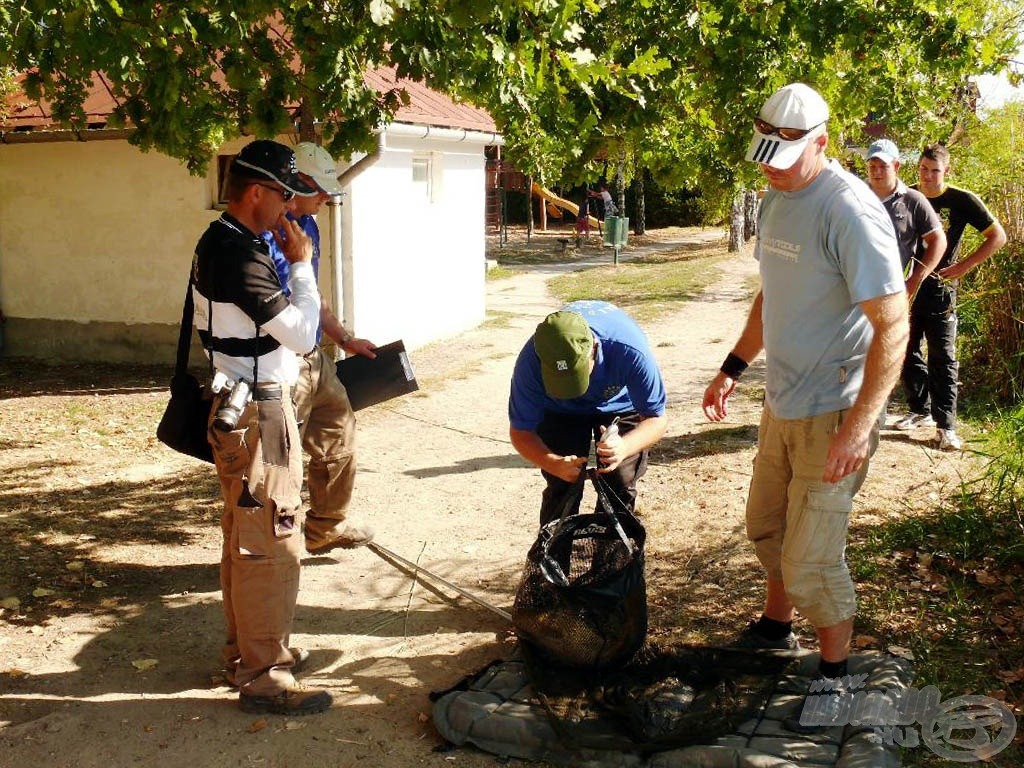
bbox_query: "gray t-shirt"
[756,160,904,419]
[880,181,943,272]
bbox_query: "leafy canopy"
[0,1,664,173]
[1,0,1019,188]
[487,0,1021,195]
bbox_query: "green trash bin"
[602,216,629,247]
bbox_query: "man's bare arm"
[906,228,946,297]
[824,291,909,483]
[938,221,1007,281]
[510,427,586,483]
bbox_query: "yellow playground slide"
[531,182,601,228]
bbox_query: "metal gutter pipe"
[330,130,386,332]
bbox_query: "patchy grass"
[848,490,1024,765]
[481,309,520,330]
[485,264,518,281]
[548,243,731,323]
[848,408,1024,767]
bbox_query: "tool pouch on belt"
[512,470,647,671]
[255,387,288,468]
[256,389,303,539]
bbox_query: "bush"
[622,171,701,228]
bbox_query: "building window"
[411,155,430,185]
[214,154,235,209]
[411,152,442,203]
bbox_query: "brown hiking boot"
[239,685,333,716]
[222,647,311,688]
[307,522,375,553]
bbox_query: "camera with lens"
[213,378,251,432]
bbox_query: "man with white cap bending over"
[702,84,908,707]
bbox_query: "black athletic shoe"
[239,686,333,716]
[733,621,801,651]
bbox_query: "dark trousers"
[536,411,648,526]
[902,310,958,430]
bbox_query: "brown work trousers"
[292,347,357,548]
[209,387,304,697]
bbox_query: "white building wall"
[0,140,214,325]
[341,130,489,351]
[0,130,493,362]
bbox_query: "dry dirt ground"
[0,227,976,768]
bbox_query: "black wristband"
[720,352,748,380]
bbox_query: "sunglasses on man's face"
[253,182,295,202]
[753,118,822,142]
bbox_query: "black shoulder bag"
[156,276,215,463]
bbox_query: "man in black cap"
[191,139,331,715]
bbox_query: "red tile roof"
[2,72,122,132]
[3,68,496,134]
[366,67,495,133]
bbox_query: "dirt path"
[0,231,973,768]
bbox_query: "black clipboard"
[335,339,419,411]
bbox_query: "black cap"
[230,140,318,197]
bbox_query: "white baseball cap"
[866,139,900,164]
[293,142,343,195]
[746,83,830,170]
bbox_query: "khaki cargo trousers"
[292,346,358,549]
[745,405,881,629]
[209,387,304,697]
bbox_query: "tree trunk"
[615,149,626,216]
[634,171,646,235]
[744,189,759,241]
[298,98,316,142]
[728,192,744,252]
[526,175,534,241]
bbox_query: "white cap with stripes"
[746,83,829,170]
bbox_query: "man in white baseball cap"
[745,82,830,171]
[704,83,908,727]
[864,138,945,299]
[262,142,379,559]
[293,143,345,195]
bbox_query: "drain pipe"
[329,130,387,332]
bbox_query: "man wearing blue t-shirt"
[703,83,908,707]
[509,300,667,526]
[263,143,378,554]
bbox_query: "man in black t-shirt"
[894,143,1007,450]
[193,140,332,716]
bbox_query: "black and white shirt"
[192,213,320,385]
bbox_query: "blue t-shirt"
[756,160,904,419]
[508,300,667,431]
[263,213,322,341]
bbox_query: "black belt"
[252,383,283,401]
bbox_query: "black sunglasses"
[253,182,295,202]
[754,118,823,142]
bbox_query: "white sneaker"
[894,413,935,431]
[937,429,963,451]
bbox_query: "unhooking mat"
[431,645,796,766]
